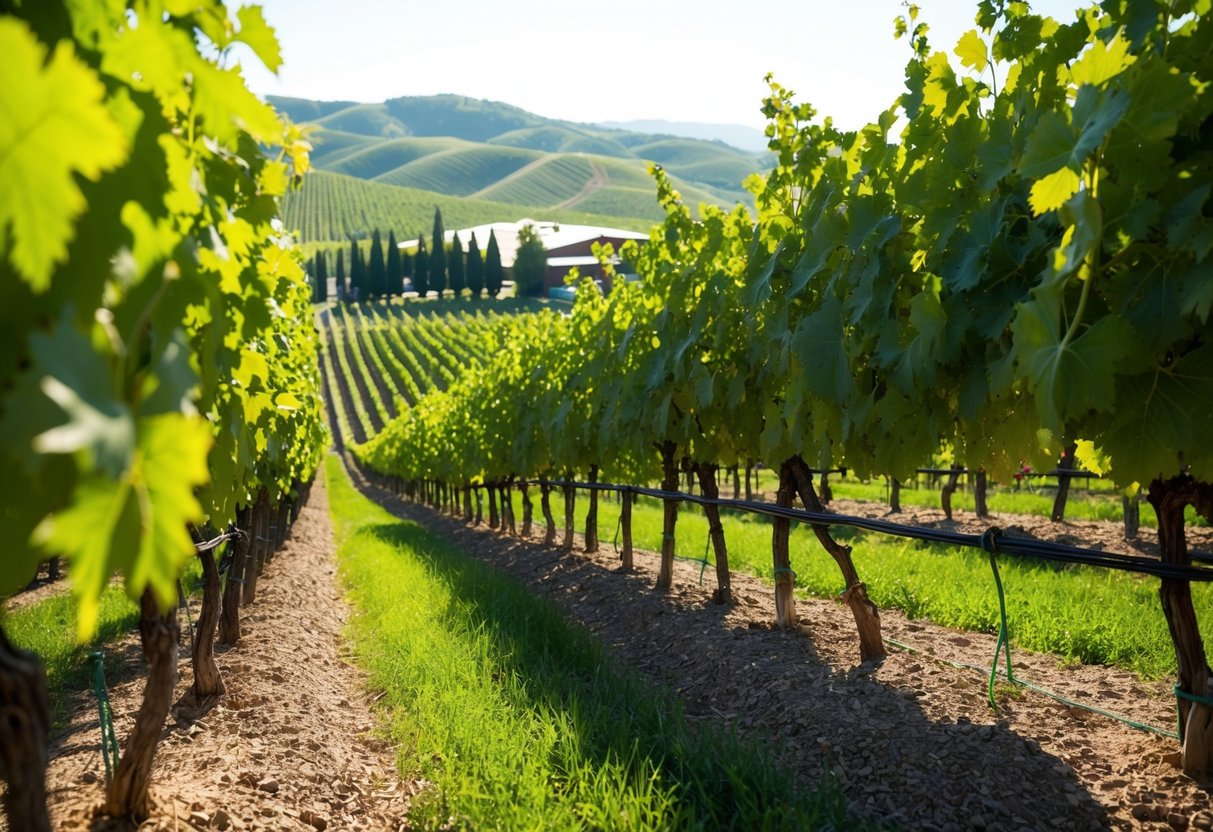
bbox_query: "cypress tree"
[466,232,484,297]
[429,208,447,295]
[336,248,346,300]
[485,229,504,298]
[413,238,429,298]
[386,230,401,297]
[368,229,385,299]
[316,251,329,302]
[448,231,465,296]
[348,238,365,301]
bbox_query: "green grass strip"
[326,456,859,831]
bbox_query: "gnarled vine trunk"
[502,482,516,536]
[106,588,178,821]
[940,467,962,522]
[772,461,797,628]
[584,465,600,553]
[1148,476,1213,777]
[487,483,500,529]
[975,469,989,519]
[620,489,634,572]
[242,491,269,606]
[889,478,901,513]
[562,475,575,550]
[0,625,51,832]
[789,455,885,661]
[521,481,534,537]
[1123,492,1140,540]
[191,543,225,698]
[218,506,251,645]
[656,441,679,590]
[696,461,731,605]
[1051,442,1078,522]
[541,483,556,545]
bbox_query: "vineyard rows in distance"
[320,301,1212,681]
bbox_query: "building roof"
[398,219,648,267]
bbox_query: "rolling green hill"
[273,94,770,231]
[375,145,543,195]
[327,136,470,180]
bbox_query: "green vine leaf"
[0,19,129,290]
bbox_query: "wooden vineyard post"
[656,441,679,590]
[0,625,51,832]
[975,468,989,519]
[1147,476,1213,777]
[941,467,962,521]
[745,459,754,501]
[106,589,178,821]
[789,456,886,661]
[474,486,484,525]
[890,478,901,513]
[696,462,732,605]
[772,461,797,628]
[731,465,741,499]
[585,465,600,553]
[818,469,832,505]
[487,482,500,529]
[218,507,252,645]
[1052,443,1078,522]
[541,483,556,545]
[463,486,473,523]
[562,475,576,550]
[620,489,634,572]
[191,540,225,698]
[521,481,534,537]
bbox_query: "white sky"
[238,0,1086,132]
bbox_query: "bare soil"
[14,461,1213,831]
[28,473,413,831]
[348,469,1213,832]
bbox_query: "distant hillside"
[283,170,654,245]
[598,119,770,154]
[275,94,770,233]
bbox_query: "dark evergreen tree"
[429,208,447,295]
[348,238,366,301]
[448,231,465,296]
[466,232,484,297]
[484,229,504,298]
[315,251,329,302]
[386,230,401,297]
[513,223,548,297]
[413,238,429,298]
[336,248,346,300]
[368,229,385,299]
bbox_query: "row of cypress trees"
[309,209,506,303]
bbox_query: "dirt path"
[33,472,413,831]
[554,161,610,210]
[348,471,1213,831]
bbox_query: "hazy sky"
[239,0,1085,132]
